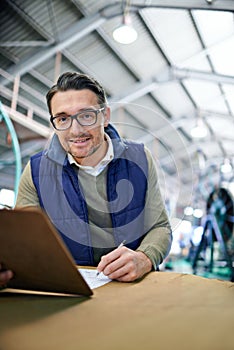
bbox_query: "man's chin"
[69,145,90,157]
[68,142,103,165]
[70,152,88,160]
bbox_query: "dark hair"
[46,72,107,115]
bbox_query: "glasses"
[50,107,105,131]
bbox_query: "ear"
[104,106,110,127]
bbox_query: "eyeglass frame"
[50,106,106,131]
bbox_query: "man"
[0,72,171,286]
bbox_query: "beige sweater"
[16,147,172,268]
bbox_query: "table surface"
[0,271,234,350]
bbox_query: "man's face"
[50,89,110,166]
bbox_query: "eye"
[83,112,94,119]
[56,115,69,124]
[79,111,96,122]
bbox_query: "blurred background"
[0,0,234,281]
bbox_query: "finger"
[97,246,126,273]
[107,263,130,280]
[0,270,13,285]
[116,272,137,282]
[103,254,127,276]
[108,261,138,282]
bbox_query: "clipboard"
[0,208,93,296]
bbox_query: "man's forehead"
[51,89,99,113]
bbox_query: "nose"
[70,118,85,133]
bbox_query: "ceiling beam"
[108,65,234,109]
[172,67,234,85]
[110,79,158,107]
[130,0,234,11]
[6,0,54,40]
[107,63,234,140]
[1,85,48,121]
[3,105,51,138]
[1,13,106,86]
[0,41,53,47]
[136,116,189,144]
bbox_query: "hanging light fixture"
[184,206,194,216]
[193,208,203,218]
[112,1,138,44]
[190,114,208,139]
[220,158,233,174]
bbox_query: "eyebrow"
[54,107,97,117]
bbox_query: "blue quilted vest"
[31,124,148,265]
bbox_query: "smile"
[69,137,91,143]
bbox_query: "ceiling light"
[193,208,203,218]
[113,14,138,44]
[221,158,232,174]
[184,206,194,216]
[190,116,208,139]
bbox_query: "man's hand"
[96,246,152,282]
[0,263,13,287]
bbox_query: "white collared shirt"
[67,133,114,176]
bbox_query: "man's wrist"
[136,251,153,273]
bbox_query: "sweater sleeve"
[136,147,172,269]
[15,161,40,208]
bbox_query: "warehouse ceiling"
[0,0,234,218]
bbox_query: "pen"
[116,239,126,249]
[96,240,126,277]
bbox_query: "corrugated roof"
[0,0,234,214]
